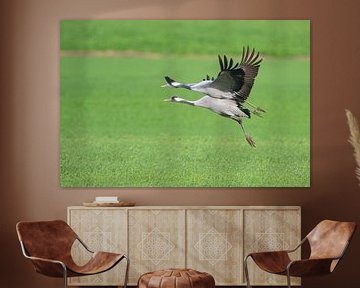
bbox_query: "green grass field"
[60,20,310,57]
[60,20,310,187]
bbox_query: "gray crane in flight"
[163,46,264,147]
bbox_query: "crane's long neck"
[174,97,196,106]
[172,96,213,109]
[170,81,192,90]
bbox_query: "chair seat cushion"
[138,268,215,288]
[67,252,124,276]
[250,251,291,274]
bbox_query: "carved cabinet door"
[128,209,186,284]
[243,208,301,286]
[67,208,128,286]
[187,209,243,285]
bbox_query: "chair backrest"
[16,220,77,261]
[307,220,356,261]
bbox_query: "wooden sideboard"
[67,206,301,286]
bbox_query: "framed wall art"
[60,20,310,187]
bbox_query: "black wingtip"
[242,108,251,118]
[218,55,224,71]
[241,46,246,63]
[164,76,175,85]
[229,58,233,69]
[240,46,263,66]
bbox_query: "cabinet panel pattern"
[128,209,186,284]
[68,206,300,286]
[244,209,301,285]
[187,209,243,285]
[68,208,127,285]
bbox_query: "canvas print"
[60,20,310,187]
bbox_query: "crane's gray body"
[194,96,249,120]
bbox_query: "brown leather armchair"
[244,220,356,288]
[16,220,129,288]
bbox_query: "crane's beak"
[161,84,171,88]
[163,98,171,101]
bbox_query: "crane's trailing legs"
[243,101,266,118]
[236,118,256,148]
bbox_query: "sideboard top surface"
[68,205,301,210]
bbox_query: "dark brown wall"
[1,0,360,287]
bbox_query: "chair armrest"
[25,255,67,277]
[245,237,306,259]
[25,255,65,266]
[287,240,350,277]
[287,258,336,277]
[285,237,307,253]
[76,236,94,253]
[19,240,67,277]
[247,250,290,258]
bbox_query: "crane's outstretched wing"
[209,47,262,100]
[208,55,243,92]
[235,47,262,101]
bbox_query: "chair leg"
[123,255,130,288]
[286,269,292,288]
[62,264,68,288]
[243,255,252,288]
